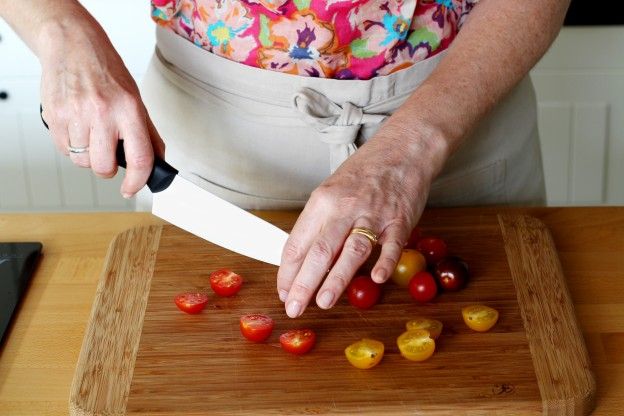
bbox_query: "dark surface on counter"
[565,1,623,26]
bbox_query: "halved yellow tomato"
[397,329,435,362]
[345,339,385,369]
[462,305,499,332]
[391,249,427,287]
[405,317,443,340]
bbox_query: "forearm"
[0,0,105,58]
[382,0,570,177]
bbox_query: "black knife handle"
[40,104,177,193]
[115,143,178,193]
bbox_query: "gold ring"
[350,227,379,245]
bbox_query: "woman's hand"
[276,118,450,318]
[38,8,164,197]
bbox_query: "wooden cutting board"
[69,212,596,415]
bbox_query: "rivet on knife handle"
[115,142,178,193]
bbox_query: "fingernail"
[122,192,132,199]
[373,269,386,283]
[278,289,288,302]
[317,291,334,309]
[286,300,301,318]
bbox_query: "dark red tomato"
[408,271,438,303]
[209,269,243,297]
[279,329,316,355]
[416,237,448,266]
[174,292,208,314]
[347,275,382,309]
[405,226,422,249]
[433,256,469,292]
[240,314,274,342]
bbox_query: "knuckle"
[282,240,306,263]
[90,95,111,117]
[309,186,336,210]
[70,156,90,168]
[121,92,143,114]
[383,240,403,258]
[291,280,314,294]
[309,239,334,263]
[329,272,350,288]
[92,163,117,178]
[345,235,372,258]
[129,153,153,171]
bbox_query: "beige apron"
[139,26,545,210]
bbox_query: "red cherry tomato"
[408,271,438,303]
[347,275,382,309]
[240,314,274,342]
[209,269,243,297]
[279,329,316,355]
[174,292,208,314]
[405,226,422,249]
[416,237,448,266]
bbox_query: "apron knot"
[293,87,387,172]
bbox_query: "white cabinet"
[530,27,624,206]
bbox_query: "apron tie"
[293,88,387,172]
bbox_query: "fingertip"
[285,299,302,318]
[371,267,388,284]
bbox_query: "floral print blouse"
[152,0,478,80]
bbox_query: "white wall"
[1,4,623,211]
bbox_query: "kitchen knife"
[115,145,289,266]
[39,105,288,265]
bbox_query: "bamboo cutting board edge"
[69,225,163,416]
[69,214,596,415]
[498,215,596,414]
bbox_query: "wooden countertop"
[0,207,622,415]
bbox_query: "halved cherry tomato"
[174,292,208,314]
[345,339,384,369]
[347,275,381,309]
[405,317,443,340]
[408,271,438,303]
[416,237,448,266]
[462,305,499,332]
[240,314,274,342]
[280,329,316,355]
[391,249,427,287]
[209,269,243,297]
[397,329,436,362]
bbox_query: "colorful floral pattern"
[152,0,478,79]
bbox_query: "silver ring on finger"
[67,144,89,154]
[350,227,379,246]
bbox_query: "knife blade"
[39,105,288,265]
[115,145,289,266]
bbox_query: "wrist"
[35,5,102,62]
[374,114,453,182]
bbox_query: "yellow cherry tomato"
[391,249,427,287]
[345,339,385,369]
[405,317,443,340]
[462,305,499,332]
[397,329,435,362]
